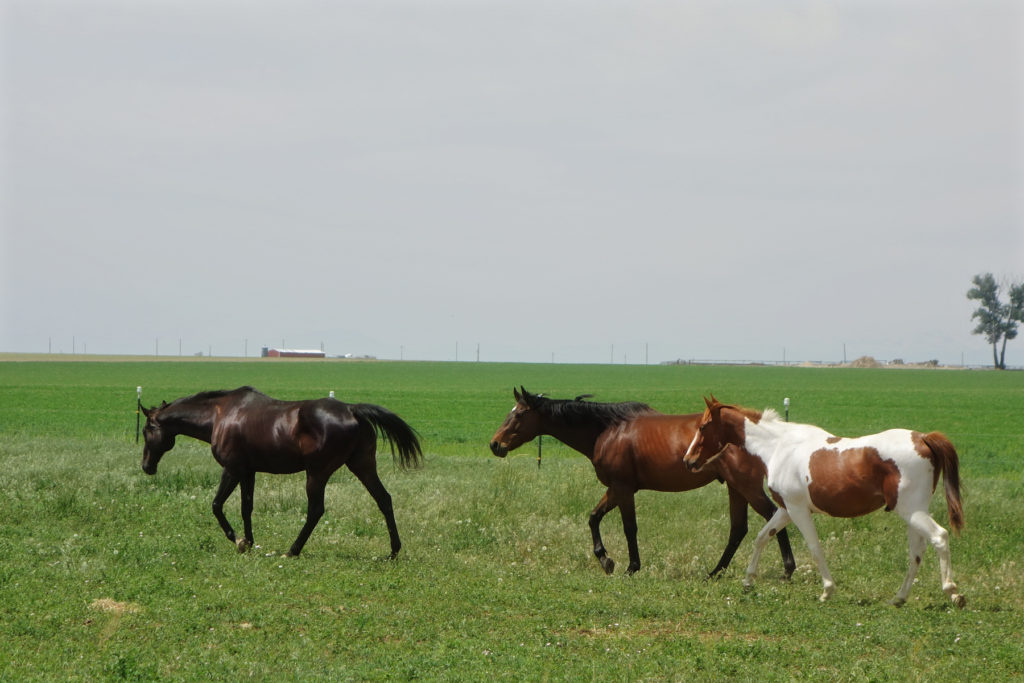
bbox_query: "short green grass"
[1,359,1021,680]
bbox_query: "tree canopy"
[967,273,1024,369]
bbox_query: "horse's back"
[215,397,363,472]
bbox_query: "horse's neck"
[163,402,217,443]
[541,420,602,458]
[741,418,782,460]
[741,415,815,463]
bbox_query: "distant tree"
[967,273,1024,369]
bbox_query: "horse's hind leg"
[237,470,256,553]
[286,473,327,557]
[589,490,618,575]
[617,490,642,575]
[212,469,242,549]
[708,487,749,578]
[348,453,402,560]
[892,526,928,607]
[905,510,965,608]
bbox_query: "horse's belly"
[804,446,899,517]
[218,444,305,475]
[807,485,886,517]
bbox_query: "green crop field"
[1,357,1022,680]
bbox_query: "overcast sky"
[2,1,1022,365]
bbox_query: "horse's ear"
[703,396,714,408]
[520,387,537,407]
[513,387,522,402]
[141,405,151,418]
[160,400,168,408]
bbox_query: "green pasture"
[1,358,1022,680]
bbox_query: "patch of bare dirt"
[89,598,142,615]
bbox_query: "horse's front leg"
[236,470,256,553]
[745,507,791,591]
[746,489,796,580]
[784,505,834,602]
[717,446,796,578]
[285,472,327,557]
[589,489,618,575]
[211,469,241,548]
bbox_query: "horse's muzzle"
[489,441,508,458]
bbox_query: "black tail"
[351,404,423,469]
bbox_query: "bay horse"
[489,387,795,578]
[683,397,966,607]
[140,386,422,558]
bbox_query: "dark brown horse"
[141,386,421,558]
[489,387,795,578]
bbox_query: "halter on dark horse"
[489,387,795,578]
[141,386,421,558]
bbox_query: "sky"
[2,1,1022,366]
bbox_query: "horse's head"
[489,387,545,457]
[683,396,729,472]
[140,401,176,474]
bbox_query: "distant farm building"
[261,347,326,359]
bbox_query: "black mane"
[177,386,263,404]
[527,392,657,428]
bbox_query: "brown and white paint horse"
[683,397,966,608]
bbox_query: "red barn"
[262,348,325,359]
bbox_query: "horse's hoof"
[599,556,615,575]
[952,593,967,609]
[889,597,906,608]
[236,539,252,553]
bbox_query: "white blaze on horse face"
[685,427,701,460]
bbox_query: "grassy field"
[1,358,1022,680]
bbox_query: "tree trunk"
[993,343,1000,369]
[999,336,1008,370]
